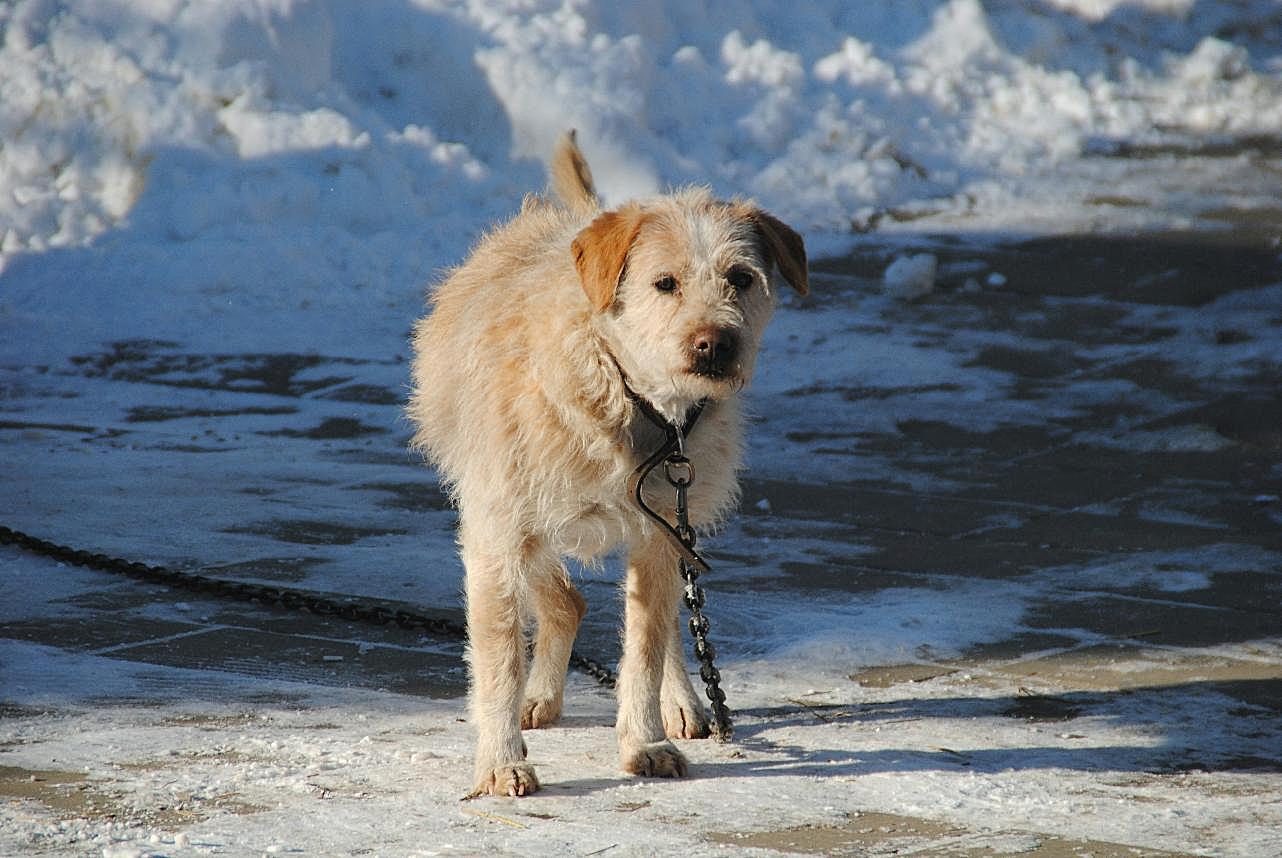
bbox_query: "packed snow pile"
[3,0,1282,276]
[883,252,938,300]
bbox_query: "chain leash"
[625,399,734,743]
[0,525,619,689]
[665,443,734,742]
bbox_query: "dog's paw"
[662,700,711,739]
[521,696,562,730]
[621,741,689,778]
[469,762,540,798]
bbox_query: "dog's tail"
[549,129,599,216]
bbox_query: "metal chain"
[624,393,735,744]
[665,450,734,742]
[0,525,617,688]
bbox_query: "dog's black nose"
[690,326,739,377]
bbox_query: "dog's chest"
[550,412,734,560]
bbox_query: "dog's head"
[571,188,807,419]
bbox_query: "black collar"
[624,381,705,441]
[609,355,706,439]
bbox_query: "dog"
[408,132,807,797]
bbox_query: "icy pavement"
[4,206,1282,855]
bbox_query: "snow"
[2,1,1282,856]
[3,624,1279,856]
[882,252,938,300]
[5,0,1282,307]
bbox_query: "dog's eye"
[726,267,753,291]
[654,275,678,294]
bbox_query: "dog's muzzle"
[688,326,740,379]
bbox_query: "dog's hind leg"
[616,538,690,777]
[523,561,586,729]
[461,527,539,797]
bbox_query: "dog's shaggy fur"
[408,134,807,797]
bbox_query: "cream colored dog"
[409,133,807,797]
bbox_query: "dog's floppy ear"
[742,207,808,297]
[571,206,646,312]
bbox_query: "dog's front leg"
[661,609,712,739]
[617,538,689,777]
[461,529,538,797]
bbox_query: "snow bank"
[3,0,1281,274]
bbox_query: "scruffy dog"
[409,133,807,797]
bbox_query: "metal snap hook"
[664,454,695,488]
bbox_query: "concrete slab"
[707,811,1199,857]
